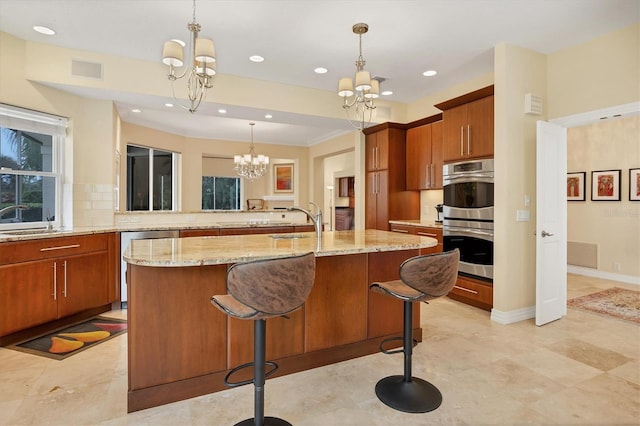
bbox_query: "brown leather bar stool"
[211,252,316,426]
[370,249,459,413]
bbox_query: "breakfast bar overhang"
[123,230,437,412]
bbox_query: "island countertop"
[123,229,437,267]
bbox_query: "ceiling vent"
[71,59,103,80]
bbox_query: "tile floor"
[0,274,638,425]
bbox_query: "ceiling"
[0,0,638,146]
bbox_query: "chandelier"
[161,0,216,113]
[234,123,269,180]
[338,23,380,131]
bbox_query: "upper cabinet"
[436,86,494,162]
[363,124,420,230]
[406,120,443,190]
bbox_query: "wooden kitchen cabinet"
[0,233,114,337]
[437,86,494,162]
[180,228,220,238]
[448,274,493,311]
[406,120,443,190]
[364,123,420,230]
[389,223,442,255]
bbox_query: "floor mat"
[6,316,127,360]
[568,287,640,324]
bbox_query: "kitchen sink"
[269,234,308,239]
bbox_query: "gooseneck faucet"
[287,202,323,241]
[0,204,29,218]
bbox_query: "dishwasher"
[120,230,179,308]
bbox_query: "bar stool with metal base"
[369,249,459,413]
[211,252,316,426]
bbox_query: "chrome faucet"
[0,204,29,218]
[288,202,323,240]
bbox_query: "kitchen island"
[123,230,437,412]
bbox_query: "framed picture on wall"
[567,172,586,201]
[274,164,294,193]
[630,168,640,201]
[591,169,621,201]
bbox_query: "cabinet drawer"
[448,276,493,310]
[389,224,415,234]
[180,229,220,238]
[0,234,110,265]
[414,227,442,242]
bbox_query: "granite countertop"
[388,219,443,228]
[123,230,438,267]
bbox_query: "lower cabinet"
[0,233,113,337]
[448,274,493,311]
[389,223,442,254]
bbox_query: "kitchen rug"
[7,316,127,360]
[568,287,640,324]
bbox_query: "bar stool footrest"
[235,416,292,426]
[224,361,279,388]
[379,336,418,355]
[375,375,442,413]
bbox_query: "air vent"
[71,60,103,80]
[371,76,387,83]
[524,93,543,115]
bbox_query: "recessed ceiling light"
[314,67,328,74]
[131,108,142,113]
[165,103,174,108]
[33,25,55,35]
[423,70,437,77]
[218,109,227,114]
[265,114,273,119]
[381,90,393,96]
[249,55,264,63]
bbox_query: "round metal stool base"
[235,416,292,426]
[375,375,443,413]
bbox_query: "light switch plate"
[516,210,530,222]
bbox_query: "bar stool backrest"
[226,252,316,316]
[399,249,460,299]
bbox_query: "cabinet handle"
[52,262,57,300]
[374,146,378,169]
[376,173,380,194]
[40,244,80,252]
[454,285,478,295]
[467,124,470,155]
[392,229,409,233]
[425,164,430,188]
[417,232,437,237]
[430,163,435,187]
[63,260,68,297]
[460,126,464,156]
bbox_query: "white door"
[535,121,567,326]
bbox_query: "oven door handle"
[443,174,493,182]
[444,227,494,241]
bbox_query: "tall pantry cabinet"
[363,123,420,230]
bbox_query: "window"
[0,104,65,230]
[202,176,241,210]
[126,145,178,211]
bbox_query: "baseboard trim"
[490,306,535,324]
[568,266,640,286]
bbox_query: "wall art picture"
[274,164,294,193]
[567,172,586,201]
[630,168,640,201]
[591,169,621,201]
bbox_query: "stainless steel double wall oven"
[442,159,494,281]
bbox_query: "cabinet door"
[467,95,494,159]
[365,171,378,229]
[406,126,432,190]
[375,171,389,230]
[365,131,389,171]
[430,121,443,189]
[0,260,57,335]
[442,104,468,162]
[58,252,109,318]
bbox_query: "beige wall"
[547,23,640,119]
[567,115,640,277]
